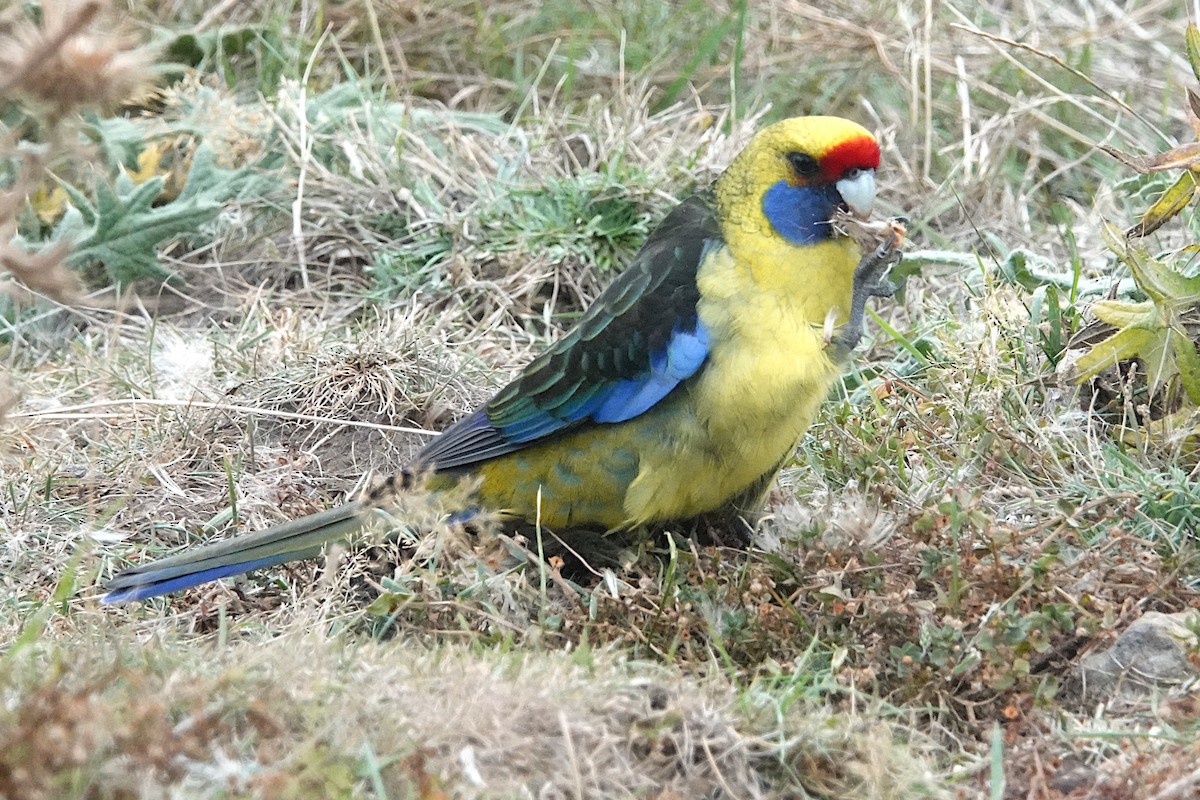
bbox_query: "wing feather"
[417,191,722,471]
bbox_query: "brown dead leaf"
[1102,142,1200,173]
[0,0,158,113]
[832,209,908,254]
[1187,89,1200,138]
[0,240,80,303]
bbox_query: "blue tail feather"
[102,552,302,604]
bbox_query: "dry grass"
[5,0,1200,797]
[2,620,947,799]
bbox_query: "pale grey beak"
[836,168,876,218]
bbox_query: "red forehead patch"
[820,135,881,181]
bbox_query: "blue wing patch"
[499,320,710,435]
[418,320,711,470]
[591,322,709,423]
[415,192,723,472]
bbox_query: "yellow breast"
[472,232,863,529]
[620,235,860,524]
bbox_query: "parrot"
[102,115,903,604]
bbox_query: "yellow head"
[714,116,880,246]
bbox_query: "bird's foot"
[831,216,907,352]
[856,216,907,295]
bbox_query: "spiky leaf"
[1188,22,1200,84]
[65,174,214,284]
[1075,223,1200,400]
[1073,325,1157,382]
[52,144,269,286]
[1129,171,1198,238]
[1173,329,1200,403]
[1101,220,1200,310]
[1090,298,1159,329]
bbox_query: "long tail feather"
[102,502,365,603]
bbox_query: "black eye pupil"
[788,152,820,177]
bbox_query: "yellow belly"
[623,238,855,522]
[472,236,859,529]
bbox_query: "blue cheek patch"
[762,180,839,245]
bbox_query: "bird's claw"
[867,276,897,299]
[856,222,905,288]
[857,244,902,300]
[831,217,907,352]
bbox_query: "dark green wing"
[417,190,723,470]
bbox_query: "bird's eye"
[787,151,821,178]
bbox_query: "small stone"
[1076,610,1200,706]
